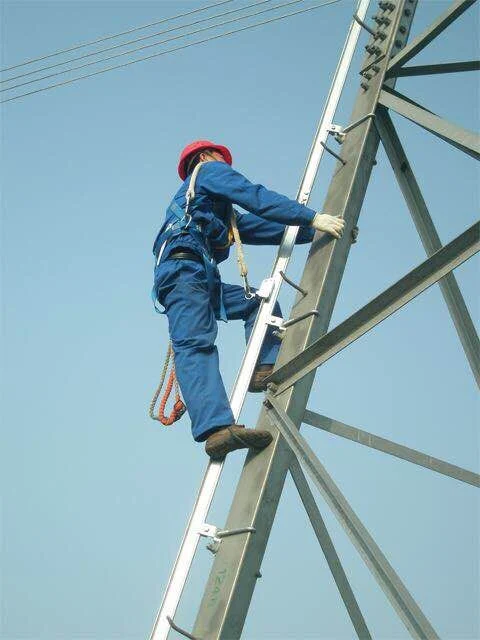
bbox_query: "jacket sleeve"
[235,210,314,245]
[198,161,316,227]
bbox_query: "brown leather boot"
[248,364,274,393]
[205,424,273,460]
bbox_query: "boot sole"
[206,431,273,460]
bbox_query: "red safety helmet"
[177,139,232,181]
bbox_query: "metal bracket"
[328,112,376,143]
[269,311,321,339]
[167,617,200,640]
[268,315,285,329]
[353,13,376,36]
[268,315,286,340]
[279,270,308,297]
[327,123,345,143]
[320,141,346,165]
[199,523,256,555]
[255,277,275,300]
[283,310,320,328]
[360,54,386,75]
[199,523,256,544]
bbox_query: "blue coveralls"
[152,161,316,442]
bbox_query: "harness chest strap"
[185,161,205,213]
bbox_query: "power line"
[2,0,306,93]
[1,0,275,85]
[1,0,343,104]
[0,0,236,74]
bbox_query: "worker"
[152,140,344,460]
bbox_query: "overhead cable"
[0,0,236,74]
[1,0,276,85]
[2,0,306,93]
[1,0,343,104]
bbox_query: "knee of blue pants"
[158,266,234,442]
[172,329,217,354]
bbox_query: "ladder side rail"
[149,1,372,637]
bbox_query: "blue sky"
[1,1,479,639]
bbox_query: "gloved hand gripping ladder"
[150,4,370,637]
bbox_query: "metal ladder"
[149,3,371,637]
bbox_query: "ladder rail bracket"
[269,311,320,339]
[360,54,386,76]
[255,277,275,301]
[283,310,320,329]
[199,523,256,545]
[279,270,308,297]
[320,141,347,165]
[328,112,376,143]
[166,616,201,640]
[353,13,377,36]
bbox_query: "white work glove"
[311,213,345,239]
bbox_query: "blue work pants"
[155,259,282,442]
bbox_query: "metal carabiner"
[242,274,256,300]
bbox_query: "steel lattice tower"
[151,2,479,638]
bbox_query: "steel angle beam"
[268,222,480,395]
[193,3,419,638]
[379,88,480,160]
[387,0,478,77]
[264,394,439,640]
[303,410,480,487]
[376,107,480,386]
[393,60,480,77]
[289,458,372,639]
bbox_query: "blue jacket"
[152,162,316,316]
[153,161,316,263]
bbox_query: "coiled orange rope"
[149,342,186,426]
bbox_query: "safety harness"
[149,161,252,426]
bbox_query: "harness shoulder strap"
[185,161,206,213]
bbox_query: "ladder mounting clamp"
[328,112,376,143]
[255,277,275,301]
[279,271,308,297]
[199,523,256,544]
[167,616,200,640]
